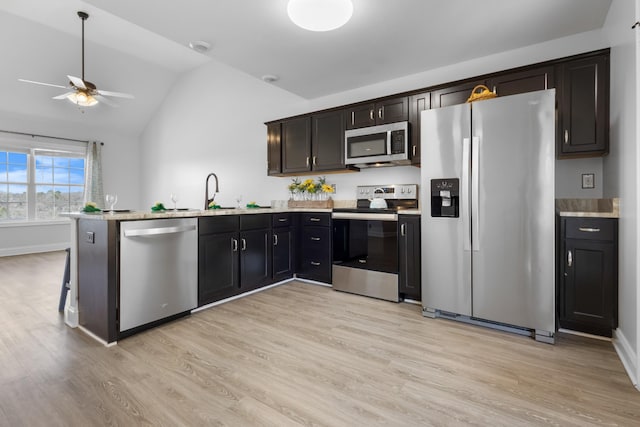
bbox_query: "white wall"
[602,0,638,388]
[0,110,141,255]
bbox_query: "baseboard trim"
[0,243,69,257]
[612,329,638,390]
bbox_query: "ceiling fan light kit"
[287,0,353,32]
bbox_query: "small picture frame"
[582,173,595,189]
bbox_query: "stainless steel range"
[332,184,418,302]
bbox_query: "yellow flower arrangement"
[288,177,334,200]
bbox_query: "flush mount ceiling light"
[287,0,353,32]
[188,40,212,53]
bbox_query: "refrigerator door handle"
[471,136,480,252]
[462,137,471,251]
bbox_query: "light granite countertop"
[61,199,422,221]
[556,198,619,218]
[61,207,333,221]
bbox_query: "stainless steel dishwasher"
[119,218,198,333]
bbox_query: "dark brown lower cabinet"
[198,216,241,305]
[297,213,332,283]
[398,215,421,301]
[198,214,273,306]
[559,217,618,337]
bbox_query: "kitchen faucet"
[204,173,219,209]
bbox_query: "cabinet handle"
[311,261,321,266]
[309,217,321,222]
[232,238,238,252]
[358,259,367,264]
[412,145,416,157]
[310,236,321,241]
[306,157,310,167]
[313,156,317,166]
[492,86,497,94]
[278,218,287,222]
[378,107,383,120]
[241,238,247,251]
[351,111,355,125]
[400,223,406,236]
[578,227,600,233]
[369,109,374,121]
[273,234,278,246]
[567,250,572,268]
[564,129,569,144]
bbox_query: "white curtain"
[83,141,104,208]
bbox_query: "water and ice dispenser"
[430,178,459,217]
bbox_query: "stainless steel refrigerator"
[420,89,556,343]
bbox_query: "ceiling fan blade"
[52,91,75,100]
[67,75,86,89]
[94,94,119,107]
[18,79,67,89]
[97,89,134,99]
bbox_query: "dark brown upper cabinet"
[556,54,610,158]
[345,96,408,129]
[266,122,282,176]
[281,117,312,174]
[408,91,431,164]
[432,80,486,108]
[276,110,349,175]
[311,110,346,171]
[487,66,554,97]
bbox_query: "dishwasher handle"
[123,224,196,237]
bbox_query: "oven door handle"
[331,212,398,221]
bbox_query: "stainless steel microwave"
[345,121,409,167]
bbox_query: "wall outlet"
[582,173,595,189]
[86,231,95,244]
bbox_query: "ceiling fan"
[18,11,134,108]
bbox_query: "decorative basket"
[466,85,497,103]
[288,199,334,209]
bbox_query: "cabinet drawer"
[199,216,239,234]
[301,226,331,249]
[301,212,330,227]
[565,218,615,241]
[272,213,291,228]
[240,213,271,230]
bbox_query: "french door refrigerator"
[420,89,556,343]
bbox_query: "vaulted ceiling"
[0,0,613,136]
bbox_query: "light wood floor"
[1,251,640,426]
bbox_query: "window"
[0,152,28,220]
[0,149,85,222]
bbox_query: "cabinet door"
[561,238,615,337]
[198,231,239,305]
[376,96,408,124]
[432,80,486,108]
[398,216,421,301]
[267,122,282,176]
[408,92,430,164]
[273,228,294,281]
[240,229,272,290]
[557,54,609,158]
[282,117,312,173]
[312,110,346,171]
[298,226,332,283]
[487,66,554,97]
[346,102,376,129]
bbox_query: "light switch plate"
[582,173,595,189]
[86,231,95,244]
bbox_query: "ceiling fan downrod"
[78,11,88,82]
